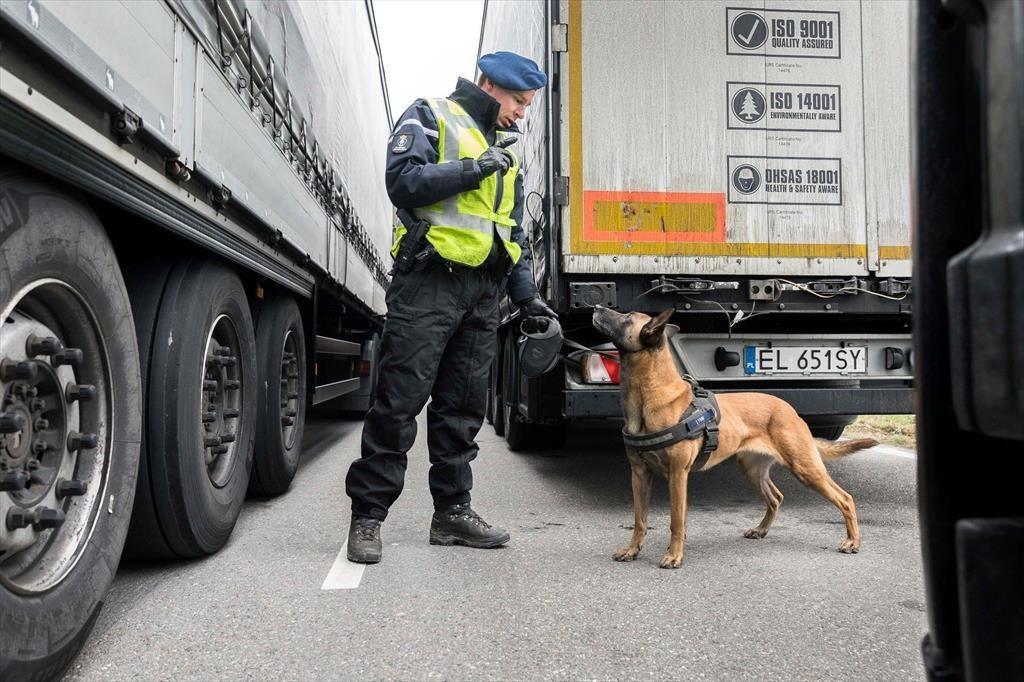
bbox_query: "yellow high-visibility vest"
[391,98,522,268]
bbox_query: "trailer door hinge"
[552,23,568,52]
[554,176,569,206]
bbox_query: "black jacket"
[384,78,538,304]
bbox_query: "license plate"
[743,345,867,375]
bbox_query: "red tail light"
[581,352,620,384]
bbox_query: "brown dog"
[592,306,877,568]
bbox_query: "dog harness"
[621,376,721,471]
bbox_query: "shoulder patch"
[391,132,413,154]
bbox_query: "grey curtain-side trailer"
[0,0,392,674]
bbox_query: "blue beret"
[478,51,548,91]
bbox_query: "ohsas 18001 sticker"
[726,8,841,59]
[727,157,842,206]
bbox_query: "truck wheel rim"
[201,314,243,488]
[0,279,112,594]
[279,330,299,450]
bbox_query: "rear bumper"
[563,386,913,419]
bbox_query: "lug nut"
[7,506,66,531]
[217,356,237,367]
[282,416,295,426]
[224,380,241,391]
[68,432,98,451]
[204,435,222,448]
[222,408,239,419]
[30,440,49,456]
[203,380,218,391]
[66,383,96,403]
[0,412,25,433]
[0,359,39,382]
[52,348,84,368]
[33,507,65,530]
[29,397,46,412]
[33,417,49,431]
[219,433,236,444]
[56,478,88,498]
[26,335,63,357]
[0,471,28,491]
[6,507,33,530]
[285,409,297,417]
[210,444,230,455]
[14,384,38,399]
[202,411,217,424]
[213,346,233,357]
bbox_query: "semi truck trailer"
[0,0,391,674]
[479,0,915,450]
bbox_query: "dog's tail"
[815,437,879,460]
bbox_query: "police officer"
[345,52,557,563]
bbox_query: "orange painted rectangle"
[583,190,727,243]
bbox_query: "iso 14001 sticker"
[727,83,841,132]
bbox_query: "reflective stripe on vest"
[409,98,521,268]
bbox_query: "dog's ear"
[640,309,674,346]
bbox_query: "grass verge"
[846,415,916,449]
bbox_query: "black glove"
[517,296,559,320]
[474,137,517,178]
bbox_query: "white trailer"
[479,0,914,449]
[0,0,391,674]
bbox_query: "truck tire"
[127,259,257,557]
[806,415,856,441]
[501,333,567,451]
[489,343,505,436]
[812,425,846,441]
[485,369,494,425]
[249,296,306,496]
[0,174,141,679]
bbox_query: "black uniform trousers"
[346,259,503,521]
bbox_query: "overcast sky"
[373,0,485,124]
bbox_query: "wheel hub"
[201,315,242,488]
[0,310,89,561]
[1,281,108,594]
[279,331,299,449]
[1,358,68,506]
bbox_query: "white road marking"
[871,444,917,460]
[321,542,365,590]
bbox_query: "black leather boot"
[347,516,382,563]
[429,503,510,548]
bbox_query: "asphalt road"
[68,412,926,680]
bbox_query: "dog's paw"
[743,528,767,539]
[612,547,639,562]
[838,539,860,554]
[658,553,683,569]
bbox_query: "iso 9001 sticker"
[727,8,841,59]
